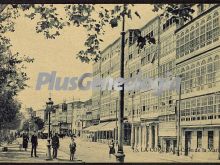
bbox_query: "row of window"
[159,114,176,122]
[192,130,214,149]
[176,11,219,58]
[180,94,220,120]
[178,55,220,94]
[160,34,175,58]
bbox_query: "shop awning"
[83,125,97,131]
[83,122,109,132]
[99,121,116,131]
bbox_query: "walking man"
[31,131,38,157]
[69,137,76,161]
[52,133,60,159]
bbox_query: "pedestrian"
[52,133,60,159]
[108,139,115,158]
[31,131,38,157]
[132,142,135,152]
[22,132,29,151]
[69,137,76,161]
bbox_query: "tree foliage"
[0,95,22,129]
[0,3,196,128]
[34,116,44,130]
[22,120,30,131]
[0,5,34,129]
[0,4,195,63]
[22,116,44,131]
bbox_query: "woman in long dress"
[22,133,29,151]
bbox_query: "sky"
[6,4,157,113]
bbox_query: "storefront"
[82,121,131,144]
[158,120,177,154]
[181,125,220,159]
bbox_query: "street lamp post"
[29,121,31,137]
[115,99,118,143]
[46,97,53,160]
[59,121,62,135]
[177,82,182,156]
[115,4,126,163]
[130,94,134,149]
[215,92,220,160]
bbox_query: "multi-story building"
[48,99,92,136]
[89,4,220,159]
[176,4,220,158]
[71,99,92,136]
[157,16,177,153]
[127,16,161,152]
[50,101,73,135]
[125,15,176,152]
[87,30,140,144]
[81,99,93,128]
[51,102,68,134]
[91,61,101,125]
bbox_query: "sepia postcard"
[0,1,219,164]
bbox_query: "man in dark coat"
[22,132,29,151]
[31,131,38,157]
[52,133,59,159]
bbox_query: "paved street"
[59,137,220,163]
[1,137,220,163]
[58,137,194,163]
[0,138,81,163]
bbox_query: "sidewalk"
[0,142,46,162]
[0,139,82,163]
[76,138,220,162]
[125,146,220,162]
[123,145,220,162]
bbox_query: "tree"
[0,4,195,63]
[2,112,23,130]
[0,92,22,128]
[0,3,195,129]
[0,4,34,129]
[22,117,44,132]
[34,117,44,130]
[22,120,30,132]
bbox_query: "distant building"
[72,99,92,136]
[44,99,92,136]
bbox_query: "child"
[108,139,115,158]
[69,138,76,161]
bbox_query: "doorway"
[185,131,191,156]
[166,140,170,152]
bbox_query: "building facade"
[72,99,92,136]
[42,99,92,136]
[88,30,141,144]
[176,4,220,158]
[90,4,220,158]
